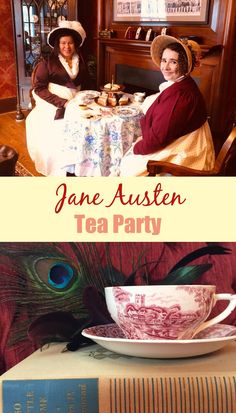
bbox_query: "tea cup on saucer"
[105,285,236,340]
[133,92,146,103]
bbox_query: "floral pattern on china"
[81,323,236,359]
[113,286,216,340]
[83,323,236,340]
[113,106,141,117]
[75,90,100,105]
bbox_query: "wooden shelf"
[97,36,219,55]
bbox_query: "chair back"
[147,126,236,176]
[29,58,44,109]
[215,127,236,175]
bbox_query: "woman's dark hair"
[52,32,81,56]
[161,42,196,75]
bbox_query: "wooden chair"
[147,127,236,177]
[0,145,19,176]
[29,59,43,110]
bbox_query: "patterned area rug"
[15,162,33,177]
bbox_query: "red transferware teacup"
[105,285,236,340]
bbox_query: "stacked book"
[1,342,236,412]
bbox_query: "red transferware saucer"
[82,323,236,359]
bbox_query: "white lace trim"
[58,53,79,79]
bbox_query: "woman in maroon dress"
[120,35,215,176]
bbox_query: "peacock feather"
[0,242,139,348]
[0,242,231,352]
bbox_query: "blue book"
[3,378,99,413]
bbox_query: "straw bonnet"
[151,35,193,76]
[187,39,202,66]
[47,20,86,48]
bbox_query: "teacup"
[105,285,236,340]
[133,92,146,103]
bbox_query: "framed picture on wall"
[113,0,210,24]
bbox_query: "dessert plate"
[100,84,125,93]
[76,90,101,99]
[112,106,141,117]
[95,94,130,108]
[82,323,236,359]
[75,90,101,105]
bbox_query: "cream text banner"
[0,177,235,241]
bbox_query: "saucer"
[76,90,101,99]
[82,323,236,359]
[75,90,101,105]
[112,106,141,118]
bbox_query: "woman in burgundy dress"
[120,35,215,176]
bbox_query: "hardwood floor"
[0,111,43,176]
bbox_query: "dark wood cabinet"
[12,0,77,110]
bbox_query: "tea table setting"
[60,88,144,176]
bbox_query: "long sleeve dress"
[119,77,215,176]
[26,53,89,176]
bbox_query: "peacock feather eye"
[28,257,79,292]
[48,262,75,289]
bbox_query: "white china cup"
[133,92,146,103]
[105,285,236,340]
